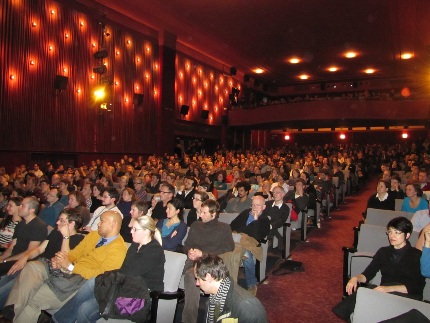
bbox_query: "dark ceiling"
[95,0,430,88]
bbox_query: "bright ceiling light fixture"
[328,66,338,72]
[299,74,309,80]
[253,68,264,74]
[401,53,413,60]
[345,52,357,58]
[364,68,375,74]
[289,58,300,64]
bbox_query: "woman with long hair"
[0,197,22,249]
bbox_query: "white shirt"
[88,205,123,231]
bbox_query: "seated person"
[254,180,273,201]
[262,186,289,249]
[51,215,164,323]
[38,188,64,230]
[364,179,395,217]
[121,200,149,243]
[65,191,90,227]
[1,209,84,315]
[151,182,175,221]
[284,178,309,213]
[333,217,425,321]
[225,181,252,213]
[0,197,22,249]
[194,254,268,323]
[0,197,47,276]
[116,187,135,220]
[213,172,227,190]
[401,183,428,213]
[11,211,127,322]
[270,174,289,193]
[182,200,235,323]
[186,191,209,227]
[146,193,160,218]
[176,175,197,209]
[156,197,187,251]
[230,195,270,295]
[301,171,317,210]
[421,224,430,277]
[83,187,123,232]
[390,174,405,199]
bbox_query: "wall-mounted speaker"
[201,110,209,120]
[180,105,189,116]
[54,75,68,91]
[230,67,237,76]
[133,93,144,106]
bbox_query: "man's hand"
[7,256,28,275]
[188,248,203,261]
[54,251,71,270]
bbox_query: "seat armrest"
[150,289,185,300]
[342,246,357,296]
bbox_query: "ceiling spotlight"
[299,74,309,80]
[364,68,375,74]
[345,52,357,58]
[253,68,264,74]
[401,53,413,60]
[93,65,107,74]
[93,49,108,59]
[289,58,300,64]
[328,67,338,72]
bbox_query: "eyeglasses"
[131,227,144,232]
[251,204,264,207]
[192,197,202,201]
[133,182,142,185]
[386,230,403,236]
[160,191,171,194]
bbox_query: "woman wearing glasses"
[52,215,164,323]
[333,217,425,320]
[156,197,187,251]
[187,191,209,226]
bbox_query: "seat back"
[352,287,430,323]
[395,198,403,211]
[163,250,187,293]
[217,190,228,198]
[182,208,191,224]
[218,212,239,224]
[365,208,414,227]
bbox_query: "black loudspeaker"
[133,93,144,106]
[244,74,250,82]
[180,105,189,116]
[201,110,209,120]
[54,75,68,91]
[230,67,237,76]
[93,49,108,59]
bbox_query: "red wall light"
[402,133,408,139]
[284,135,290,140]
[339,134,346,140]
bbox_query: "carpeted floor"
[257,177,377,322]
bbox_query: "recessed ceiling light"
[289,58,300,64]
[364,68,375,74]
[253,68,264,74]
[345,52,357,58]
[401,53,413,60]
[299,74,309,80]
[328,67,338,72]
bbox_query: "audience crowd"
[0,140,429,321]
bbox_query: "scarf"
[206,277,231,323]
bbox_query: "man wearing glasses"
[230,195,270,295]
[151,182,174,221]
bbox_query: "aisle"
[258,177,378,322]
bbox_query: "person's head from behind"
[57,208,84,232]
[386,217,412,249]
[199,199,219,223]
[194,254,230,294]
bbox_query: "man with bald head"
[13,211,127,322]
[230,195,270,295]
